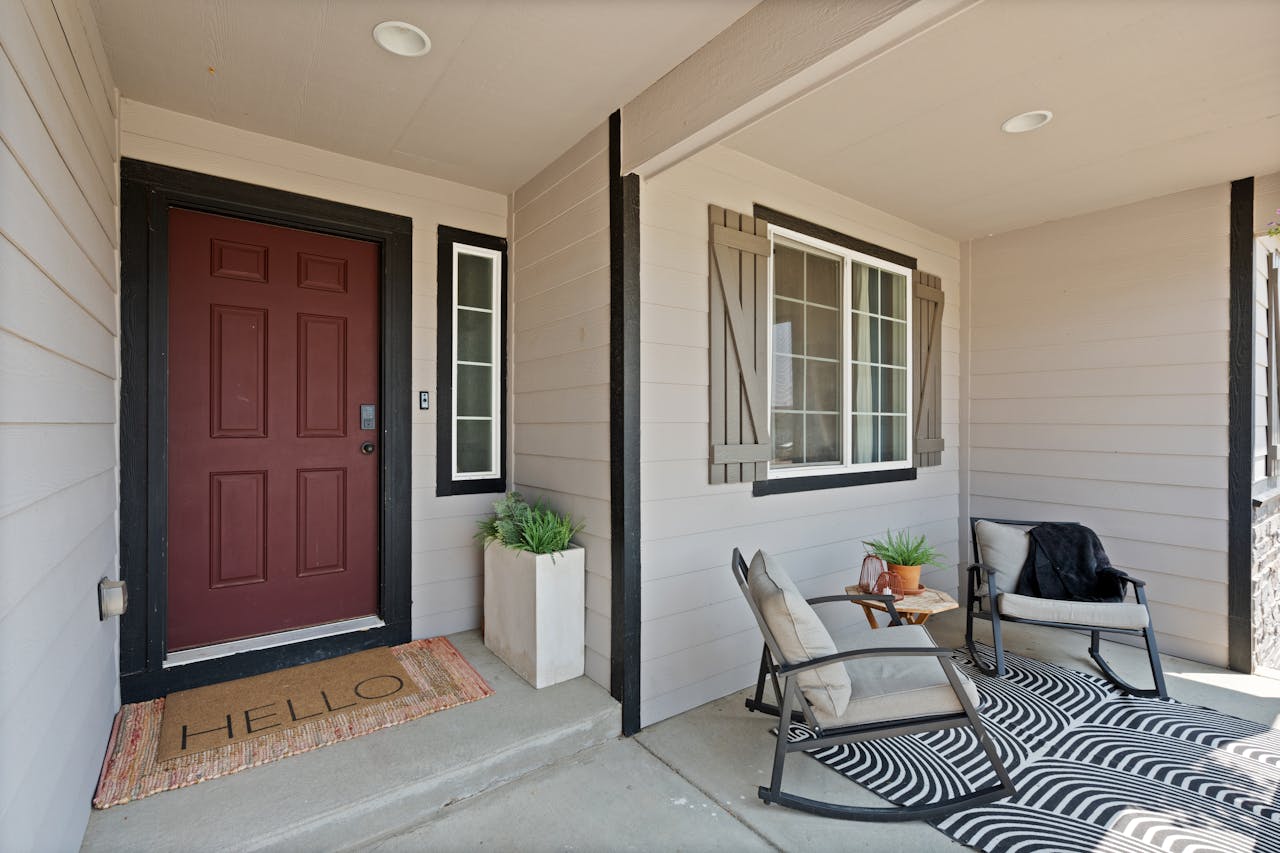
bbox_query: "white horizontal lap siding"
[968,183,1231,667]
[118,100,507,642]
[0,1,119,849]
[510,122,612,689]
[638,146,961,727]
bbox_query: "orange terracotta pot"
[887,563,922,592]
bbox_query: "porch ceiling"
[89,0,757,193]
[723,0,1280,240]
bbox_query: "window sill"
[437,477,506,498]
[752,467,916,497]
[1253,478,1280,507]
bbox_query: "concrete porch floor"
[81,613,1280,852]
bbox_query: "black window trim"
[437,224,509,496]
[755,205,918,271]
[751,204,919,497]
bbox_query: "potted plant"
[863,529,945,594]
[477,493,586,688]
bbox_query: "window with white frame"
[768,226,912,477]
[437,226,506,496]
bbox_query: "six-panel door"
[166,209,380,651]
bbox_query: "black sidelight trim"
[610,111,642,736]
[1227,177,1254,673]
[754,205,917,270]
[435,225,509,497]
[753,467,917,497]
[118,158,413,702]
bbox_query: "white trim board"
[163,616,386,668]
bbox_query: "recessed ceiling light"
[373,21,431,57]
[1001,110,1053,134]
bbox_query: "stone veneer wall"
[1252,493,1280,670]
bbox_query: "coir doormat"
[94,638,492,808]
[156,646,414,761]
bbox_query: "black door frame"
[118,159,413,702]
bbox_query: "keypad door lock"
[360,404,376,430]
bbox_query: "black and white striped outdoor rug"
[790,647,1280,852]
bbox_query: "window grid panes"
[453,247,501,478]
[771,243,842,467]
[850,262,909,464]
[768,228,912,476]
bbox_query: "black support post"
[609,111,642,734]
[1228,177,1255,673]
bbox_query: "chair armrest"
[968,562,1004,577]
[777,645,955,676]
[807,593,894,606]
[1104,568,1146,588]
[807,592,903,626]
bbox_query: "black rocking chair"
[735,548,1015,821]
[965,517,1169,699]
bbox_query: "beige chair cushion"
[748,550,851,720]
[973,520,1031,594]
[998,593,1149,629]
[812,624,979,729]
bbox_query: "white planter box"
[483,542,585,688]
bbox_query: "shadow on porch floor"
[82,614,1280,852]
[625,610,1280,853]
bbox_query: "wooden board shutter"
[913,271,945,467]
[709,206,771,484]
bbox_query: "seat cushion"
[811,624,979,730]
[998,593,1150,629]
[748,550,851,720]
[974,520,1032,594]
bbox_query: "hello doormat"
[94,638,492,808]
[155,646,415,761]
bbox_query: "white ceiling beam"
[620,0,980,179]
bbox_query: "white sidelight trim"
[451,242,504,480]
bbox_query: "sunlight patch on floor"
[1168,669,1280,726]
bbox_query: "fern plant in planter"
[476,492,583,556]
[477,493,585,688]
[863,529,945,593]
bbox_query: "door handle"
[360,442,376,455]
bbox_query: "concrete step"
[81,631,620,853]
[366,738,774,853]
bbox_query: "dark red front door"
[167,209,380,651]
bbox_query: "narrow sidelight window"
[437,226,507,496]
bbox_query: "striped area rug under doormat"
[94,637,492,808]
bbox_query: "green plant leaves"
[476,491,584,555]
[862,529,944,568]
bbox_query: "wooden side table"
[846,585,959,628]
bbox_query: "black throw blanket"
[1015,522,1126,602]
